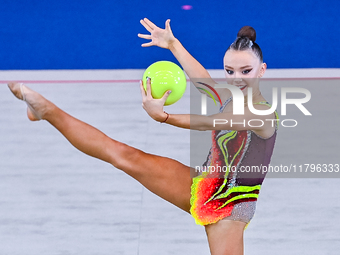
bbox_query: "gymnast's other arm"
[140,78,275,138]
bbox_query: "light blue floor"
[0,82,339,254]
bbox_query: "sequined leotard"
[190,97,278,226]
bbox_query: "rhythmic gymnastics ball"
[142,61,187,105]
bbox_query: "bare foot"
[8,83,50,121]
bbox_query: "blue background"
[0,0,339,70]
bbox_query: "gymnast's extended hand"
[138,18,221,103]
[138,18,176,49]
[140,77,171,123]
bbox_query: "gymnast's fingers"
[140,19,153,33]
[140,80,147,104]
[143,18,157,30]
[138,33,151,40]
[146,77,153,98]
[141,42,154,47]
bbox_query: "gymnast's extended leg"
[8,83,192,212]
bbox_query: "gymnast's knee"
[107,141,145,173]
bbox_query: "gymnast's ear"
[258,62,267,78]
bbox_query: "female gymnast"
[8,18,277,255]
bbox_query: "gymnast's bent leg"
[8,83,192,212]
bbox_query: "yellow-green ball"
[143,61,187,106]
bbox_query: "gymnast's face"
[223,49,266,97]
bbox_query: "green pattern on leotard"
[190,98,278,225]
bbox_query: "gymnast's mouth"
[236,85,247,90]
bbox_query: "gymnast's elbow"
[194,120,214,131]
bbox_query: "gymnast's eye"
[242,69,252,74]
[225,69,234,75]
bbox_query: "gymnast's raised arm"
[138,18,228,104]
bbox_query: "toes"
[8,82,24,100]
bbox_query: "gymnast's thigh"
[117,148,194,213]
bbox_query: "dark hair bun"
[237,26,256,42]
